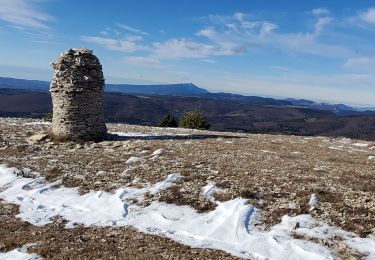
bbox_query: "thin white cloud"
[31,40,60,44]
[233,12,246,22]
[196,27,216,39]
[260,22,278,35]
[270,31,353,59]
[234,12,260,30]
[270,65,300,73]
[0,0,52,29]
[225,23,239,32]
[83,11,350,63]
[201,59,216,64]
[344,56,375,73]
[81,35,146,53]
[152,38,233,59]
[312,8,330,16]
[117,23,148,35]
[342,8,375,31]
[123,56,163,68]
[359,8,375,24]
[314,17,333,35]
[345,57,375,67]
[196,27,249,55]
[195,12,349,59]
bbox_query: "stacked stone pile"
[50,48,107,141]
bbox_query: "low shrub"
[158,114,178,127]
[179,110,210,130]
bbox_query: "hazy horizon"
[2,71,375,108]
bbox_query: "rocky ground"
[0,117,374,259]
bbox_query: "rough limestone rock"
[26,133,48,145]
[50,48,107,141]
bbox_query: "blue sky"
[1,0,375,106]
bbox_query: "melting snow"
[0,165,374,259]
[0,244,40,260]
[151,149,164,156]
[110,132,150,137]
[201,182,220,201]
[352,143,369,148]
[110,132,190,139]
[260,150,276,154]
[308,194,319,212]
[23,122,51,126]
[125,156,142,164]
[328,146,344,151]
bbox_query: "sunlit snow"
[0,165,374,259]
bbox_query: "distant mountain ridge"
[286,98,375,115]
[106,82,209,95]
[0,76,292,107]
[1,76,374,115]
[0,77,50,92]
[0,77,208,96]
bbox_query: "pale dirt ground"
[0,117,374,259]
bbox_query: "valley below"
[1,88,375,141]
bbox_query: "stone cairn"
[50,48,107,141]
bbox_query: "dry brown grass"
[291,232,368,259]
[0,118,374,257]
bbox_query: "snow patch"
[126,157,142,164]
[24,122,51,126]
[260,150,276,154]
[352,143,369,148]
[313,166,327,172]
[151,149,164,156]
[201,182,220,201]
[0,244,41,260]
[111,131,190,139]
[308,194,319,211]
[0,165,374,259]
[339,138,351,144]
[328,146,344,151]
[110,132,150,137]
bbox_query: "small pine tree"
[158,114,178,127]
[179,110,210,130]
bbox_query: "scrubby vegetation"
[158,114,178,127]
[179,110,210,130]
